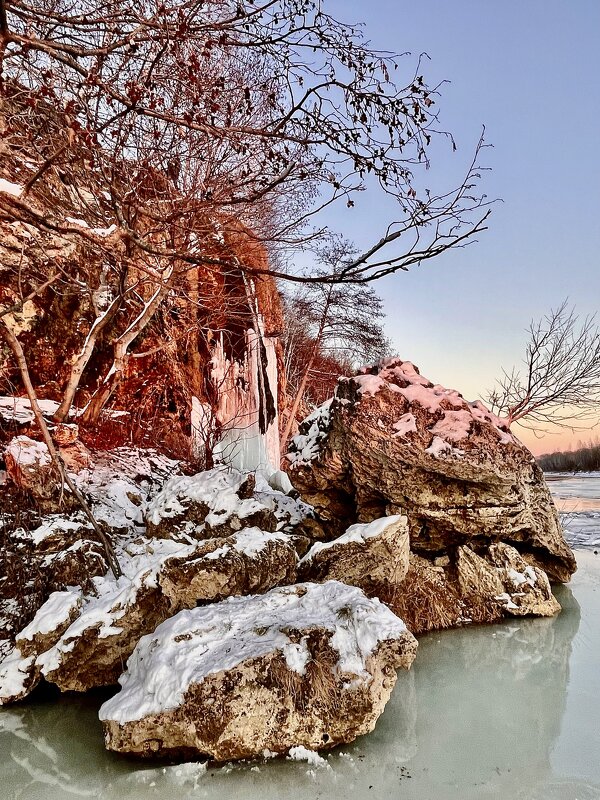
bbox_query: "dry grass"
[379,556,462,634]
[380,553,506,634]
[269,631,339,713]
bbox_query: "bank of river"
[2,475,600,800]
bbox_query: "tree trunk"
[0,319,122,579]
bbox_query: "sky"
[324,0,600,455]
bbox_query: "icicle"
[199,277,281,475]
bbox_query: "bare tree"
[281,240,390,444]
[487,301,600,431]
[0,0,491,447]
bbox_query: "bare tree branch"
[487,301,600,431]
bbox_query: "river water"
[1,476,600,800]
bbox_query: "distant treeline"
[538,441,600,473]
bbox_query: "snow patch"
[287,746,328,766]
[0,178,23,198]
[299,515,405,565]
[18,590,82,641]
[28,516,88,547]
[146,467,266,528]
[0,396,60,425]
[430,410,473,442]
[0,649,34,702]
[393,413,417,437]
[4,436,51,467]
[286,400,332,466]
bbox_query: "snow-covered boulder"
[159,527,297,607]
[3,436,56,501]
[1,527,298,698]
[99,581,417,761]
[145,468,283,540]
[286,358,576,585]
[298,515,410,594]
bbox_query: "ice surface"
[547,474,600,549]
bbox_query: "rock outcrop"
[0,450,309,705]
[286,358,576,584]
[100,581,418,761]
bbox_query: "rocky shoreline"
[0,359,576,763]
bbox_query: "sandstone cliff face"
[286,358,576,584]
[0,87,285,467]
[99,582,418,761]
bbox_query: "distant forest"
[538,440,600,473]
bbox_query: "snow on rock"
[453,543,560,620]
[145,466,309,541]
[392,413,417,438]
[286,400,332,466]
[300,516,404,563]
[0,650,35,706]
[4,435,51,468]
[3,435,56,500]
[0,396,60,425]
[286,357,577,586]
[0,178,23,198]
[146,468,268,535]
[72,447,181,533]
[32,538,199,690]
[352,359,515,450]
[100,580,417,761]
[18,590,83,643]
[101,581,410,720]
[12,526,297,695]
[487,543,561,617]
[27,516,90,549]
[298,516,410,594]
[424,436,456,458]
[157,526,298,608]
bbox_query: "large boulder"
[286,358,576,584]
[159,528,297,607]
[99,581,418,761]
[298,515,410,594]
[379,543,561,637]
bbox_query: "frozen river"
[1,476,600,800]
[547,472,600,548]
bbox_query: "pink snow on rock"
[353,358,516,455]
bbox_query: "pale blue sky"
[325,0,600,453]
